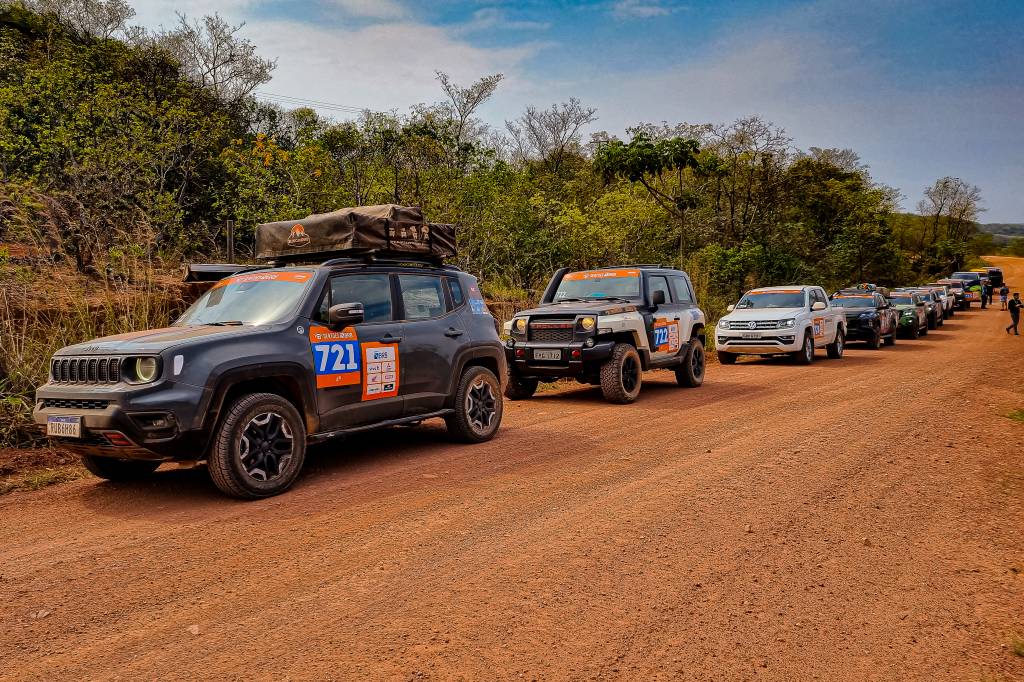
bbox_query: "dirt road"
[3,260,1023,681]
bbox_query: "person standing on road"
[1007,293,1021,335]
[984,281,994,307]
[999,284,1010,310]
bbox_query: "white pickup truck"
[715,285,846,365]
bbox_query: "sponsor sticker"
[813,317,825,338]
[287,224,311,247]
[361,343,400,400]
[653,317,681,353]
[468,284,489,315]
[215,271,313,288]
[563,269,640,281]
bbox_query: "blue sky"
[131,0,1024,221]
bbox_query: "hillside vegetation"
[0,0,994,445]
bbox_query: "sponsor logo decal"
[309,325,361,389]
[286,224,311,247]
[563,269,641,281]
[653,317,681,353]
[361,342,399,401]
[215,271,312,288]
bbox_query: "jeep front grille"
[52,357,122,384]
[528,319,575,343]
[727,320,780,330]
[41,398,110,410]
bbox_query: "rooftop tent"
[256,204,456,262]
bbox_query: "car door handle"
[445,327,464,338]
[379,334,402,344]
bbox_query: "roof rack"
[271,252,461,272]
[595,263,665,269]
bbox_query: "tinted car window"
[648,275,671,303]
[327,274,393,322]
[398,275,447,320]
[448,278,465,307]
[670,276,693,304]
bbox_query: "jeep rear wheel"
[675,338,705,388]
[600,343,642,403]
[208,392,306,500]
[81,455,160,481]
[504,374,538,401]
[446,366,503,443]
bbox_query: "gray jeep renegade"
[34,242,505,499]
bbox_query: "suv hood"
[56,325,259,356]
[516,301,638,317]
[722,307,805,322]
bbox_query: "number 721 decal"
[309,326,362,388]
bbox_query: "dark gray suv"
[33,258,506,498]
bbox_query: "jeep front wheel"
[81,455,160,481]
[600,343,642,403]
[208,392,306,500]
[675,338,705,388]
[446,366,503,443]
[504,374,538,400]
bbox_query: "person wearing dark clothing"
[984,282,994,307]
[1000,285,1010,310]
[1007,293,1021,335]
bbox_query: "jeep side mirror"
[329,302,364,328]
[727,304,736,312]
[651,290,666,307]
[811,301,827,311]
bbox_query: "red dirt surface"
[2,259,1023,680]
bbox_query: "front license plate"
[47,415,81,438]
[534,349,562,361]
[741,332,761,339]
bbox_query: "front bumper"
[715,331,800,354]
[32,380,208,461]
[504,340,615,377]
[844,321,878,341]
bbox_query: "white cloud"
[610,0,674,20]
[329,0,406,20]
[459,7,551,33]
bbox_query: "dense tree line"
[0,1,988,308]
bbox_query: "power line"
[254,90,378,115]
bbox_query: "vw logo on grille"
[747,321,757,330]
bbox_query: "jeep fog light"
[579,316,596,331]
[585,338,595,347]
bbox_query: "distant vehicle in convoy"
[902,288,945,329]
[503,265,707,403]
[888,291,929,338]
[924,283,955,318]
[829,290,898,348]
[33,205,506,499]
[950,271,985,308]
[973,267,1004,287]
[936,278,968,310]
[716,285,845,365]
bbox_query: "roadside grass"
[1005,409,1024,423]
[0,465,88,496]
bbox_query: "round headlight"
[514,318,527,333]
[135,357,159,383]
[580,316,596,331]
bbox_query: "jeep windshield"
[735,291,805,309]
[889,295,916,305]
[175,270,315,326]
[830,297,874,309]
[554,269,641,301]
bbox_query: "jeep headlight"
[129,357,160,384]
[778,318,795,329]
[579,316,596,331]
[718,318,730,330]
[513,318,527,334]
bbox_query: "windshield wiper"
[590,296,631,302]
[205,320,244,326]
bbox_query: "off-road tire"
[81,455,160,481]
[716,350,737,365]
[504,374,538,401]
[927,312,937,330]
[826,328,845,359]
[866,328,881,350]
[884,329,896,346]
[208,392,306,500]
[792,333,815,365]
[920,322,928,336]
[906,321,919,339]
[446,366,503,443]
[675,338,705,388]
[600,343,643,403]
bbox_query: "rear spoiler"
[183,263,252,283]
